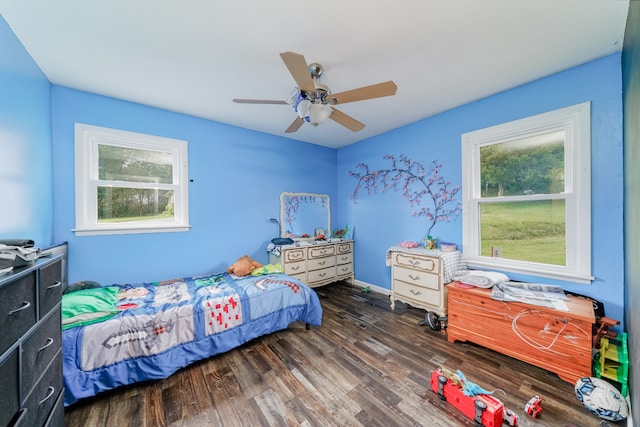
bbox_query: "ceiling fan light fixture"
[308,103,332,126]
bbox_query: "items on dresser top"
[0,255,64,427]
[269,240,354,288]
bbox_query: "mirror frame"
[280,192,330,240]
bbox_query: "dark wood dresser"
[0,255,64,427]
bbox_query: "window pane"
[98,145,173,184]
[479,131,564,197]
[479,200,566,266]
[98,186,174,223]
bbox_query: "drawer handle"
[319,273,326,277]
[410,289,422,296]
[408,274,421,281]
[47,281,62,290]
[319,261,326,266]
[8,301,31,315]
[291,266,300,271]
[38,337,54,353]
[409,260,421,266]
[39,386,55,405]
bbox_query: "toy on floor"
[525,395,542,418]
[430,367,518,426]
[574,376,628,422]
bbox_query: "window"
[461,103,592,283]
[74,124,190,236]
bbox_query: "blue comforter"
[62,272,322,406]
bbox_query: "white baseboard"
[352,278,390,296]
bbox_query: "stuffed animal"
[227,254,262,277]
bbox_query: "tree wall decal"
[349,154,462,241]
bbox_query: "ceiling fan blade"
[330,81,397,105]
[285,116,305,133]
[329,107,365,132]
[280,51,315,93]
[233,98,288,105]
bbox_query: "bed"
[61,271,322,406]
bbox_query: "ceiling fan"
[233,51,397,133]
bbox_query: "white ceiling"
[0,1,629,149]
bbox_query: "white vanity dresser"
[269,240,354,288]
[270,192,354,288]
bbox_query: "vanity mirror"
[280,192,330,239]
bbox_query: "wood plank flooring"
[64,281,608,426]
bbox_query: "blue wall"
[51,86,337,285]
[0,17,53,247]
[337,54,625,324]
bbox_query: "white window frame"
[74,123,190,236]
[461,103,592,284]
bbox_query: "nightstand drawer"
[393,280,441,307]
[0,273,37,355]
[393,253,440,274]
[393,266,440,290]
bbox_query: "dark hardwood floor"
[64,281,608,427]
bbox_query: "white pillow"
[453,270,509,288]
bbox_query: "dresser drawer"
[43,386,64,427]
[22,306,62,398]
[308,256,335,271]
[0,273,37,355]
[283,260,306,276]
[307,266,336,284]
[393,279,441,307]
[393,266,440,291]
[22,350,62,427]
[337,262,353,277]
[0,349,20,427]
[283,248,306,263]
[393,253,440,274]
[336,252,353,265]
[337,242,352,254]
[309,245,335,259]
[38,260,63,319]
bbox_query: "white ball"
[574,377,628,421]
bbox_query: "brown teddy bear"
[227,254,262,277]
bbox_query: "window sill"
[73,224,191,236]
[466,258,594,285]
